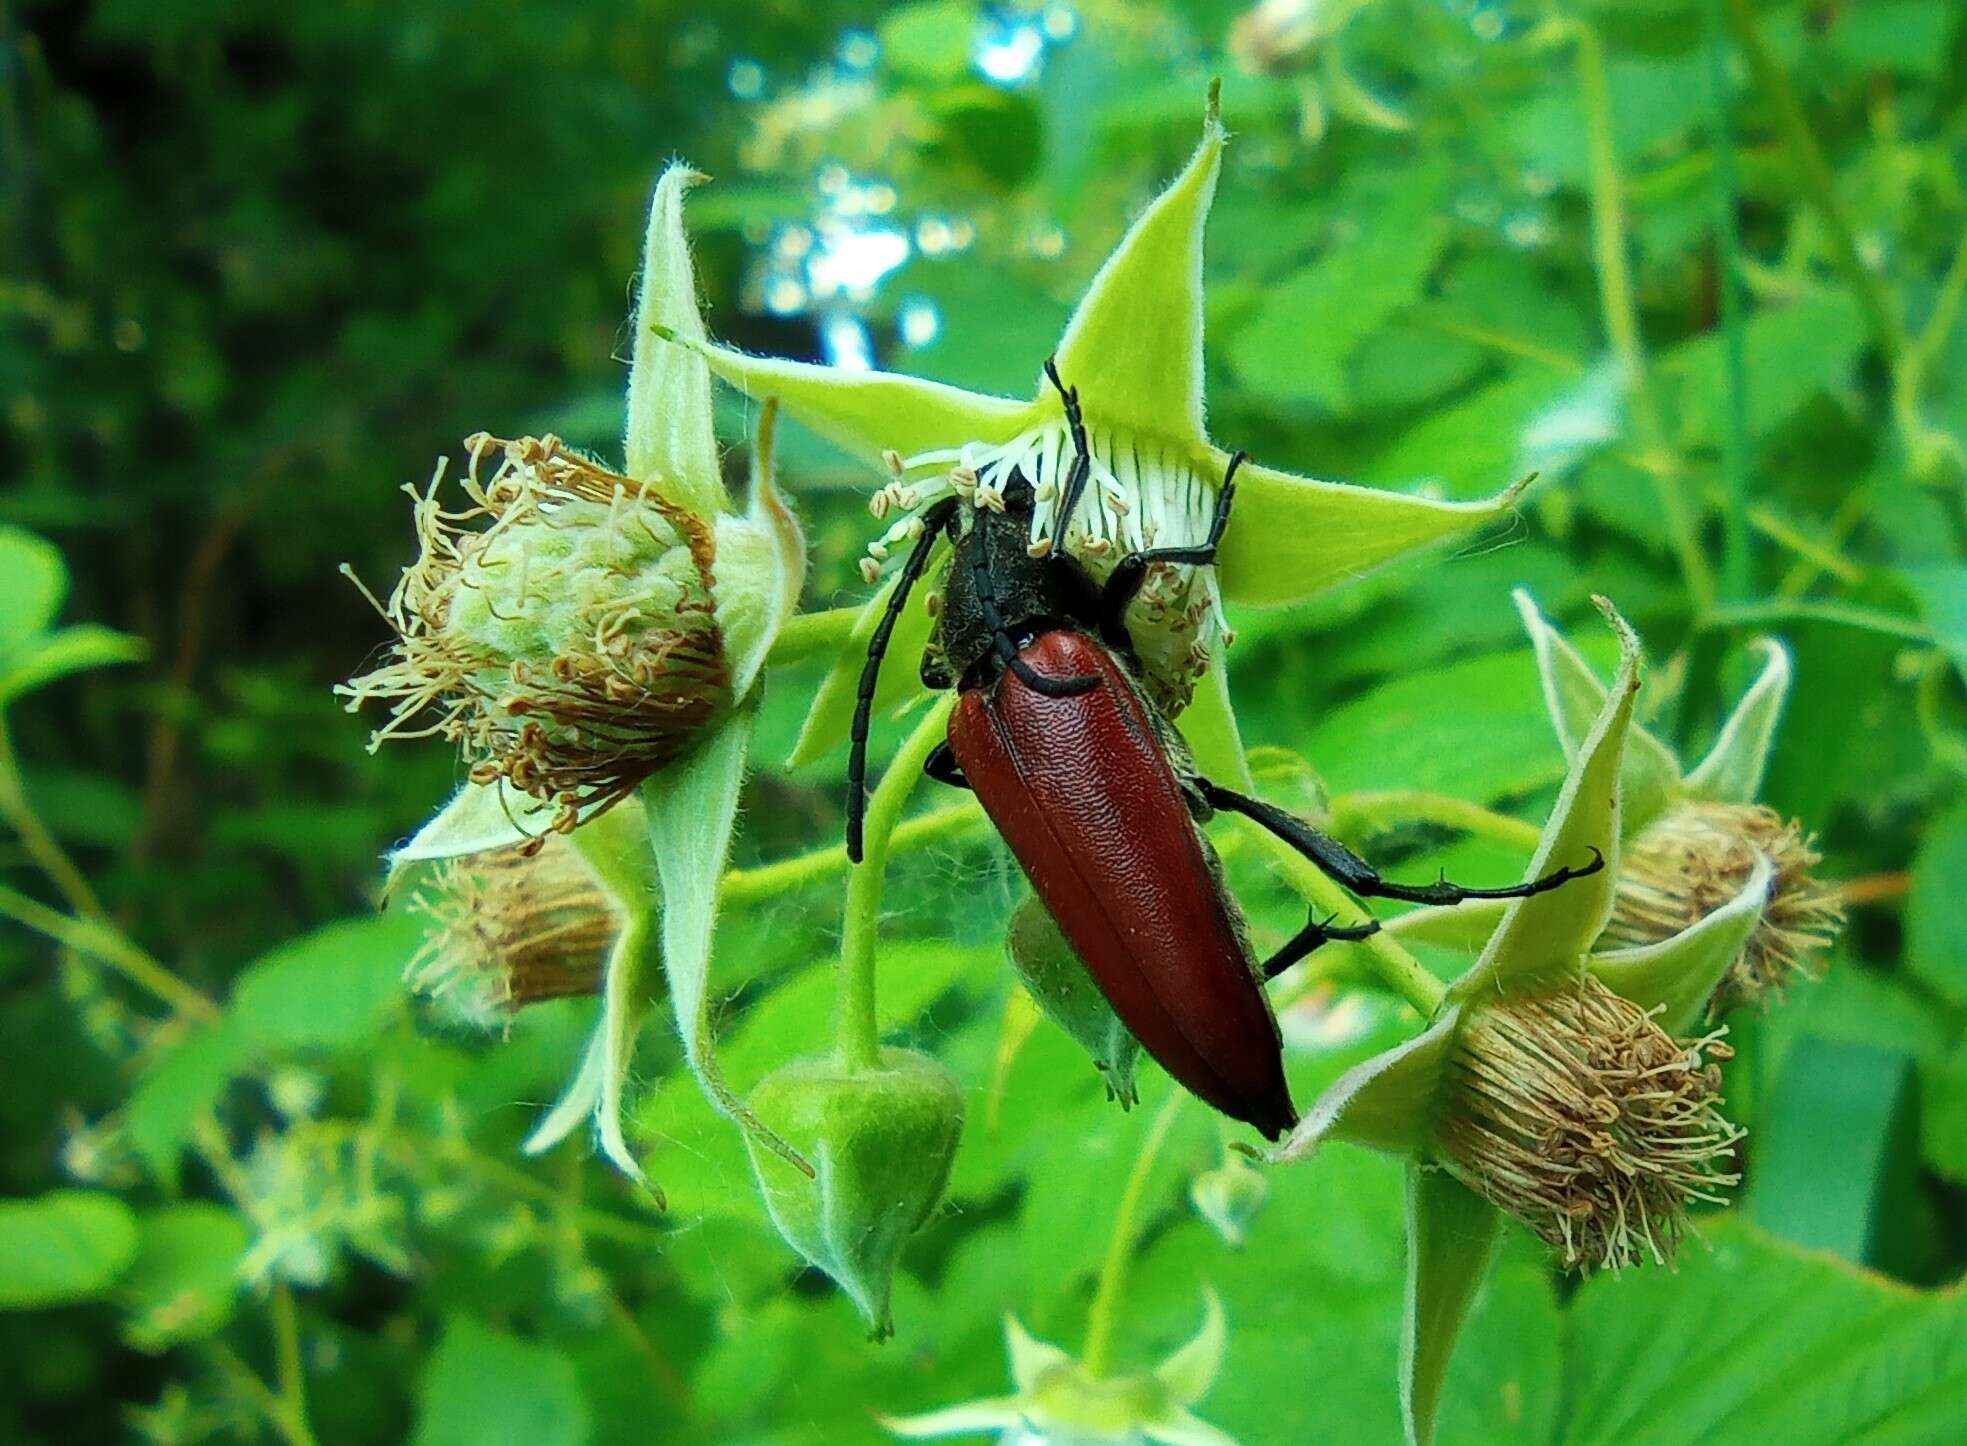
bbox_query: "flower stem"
[1326,790,1542,853]
[1565,16,1716,611]
[0,881,218,1019]
[721,798,984,905]
[1704,0,1752,600]
[270,1283,316,1446]
[836,697,953,1071]
[0,718,109,925]
[764,604,864,668]
[1081,1086,1184,1379]
[1240,823,1447,1015]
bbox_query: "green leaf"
[1662,291,1867,445]
[878,0,978,82]
[1747,1036,1920,1268]
[230,912,422,1051]
[125,1020,250,1188]
[625,164,724,514]
[1906,801,1967,1006]
[1226,166,1448,411]
[1558,1220,1967,1443]
[1052,84,1221,441]
[0,525,66,655]
[1401,1166,1502,1446]
[119,1203,249,1351]
[1903,563,1967,686]
[0,1190,139,1309]
[413,1315,591,1446]
[0,623,145,704]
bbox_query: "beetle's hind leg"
[1198,780,1604,906]
[1261,912,1382,980]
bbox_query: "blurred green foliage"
[3,0,1966,1442]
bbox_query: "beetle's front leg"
[1198,780,1603,905]
[922,740,970,791]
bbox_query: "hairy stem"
[1705,0,1752,599]
[1327,790,1543,853]
[0,882,218,1019]
[836,698,953,1071]
[1081,1086,1185,1379]
[720,798,984,906]
[0,718,109,924]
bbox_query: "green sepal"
[1514,588,1680,833]
[1455,599,1639,1000]
[625,164,725,516]
[1400,1165,1502,1446]
[1590,854,1772,1033]
[1683,639,1790,803]
[1271,1007,1461,1163]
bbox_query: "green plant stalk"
[764,604,863,668]
[1724,0,1906,363]
[1699,598,1933,644]
[1326,790,1543,852]
[0,881,218,1019]
[1705,0,1753,600]
[0,717,109,924]
[270,1283,314,1446]
[1080,1085,1185,1379]
[721,798,985,905]
[1570,18,1717,611]
[1239,823,1446,1015]
[836,697,954,1071]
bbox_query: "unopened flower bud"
[744,1048,964,1338]
[340,433,734,834]
[1600,801,1844,1015]
[1438,974,1741,1272]
[1005,894,1142,1107]
[404,835,615,1029]
[1190,1152,1270,1247]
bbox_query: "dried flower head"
[1601,801,1845,1014]
[404,835,617,1030]
[340,433,732,834]
[1439,974,1741,1272]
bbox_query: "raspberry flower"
[1394,592,1844,1014]
[882,1293,1238,1446]
[656,83,1529,777]
[343,165,808,1193]
[1270,600,1770,1446]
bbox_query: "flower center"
[859,418,1232,712]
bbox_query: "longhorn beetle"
[846,362,1600,1139]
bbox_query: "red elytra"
[948,627,1296,1140]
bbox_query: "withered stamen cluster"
[1440,974,1742,1271]
[405,837,617,1029]
[1602,801,1845,1014]
[340,434,731,835]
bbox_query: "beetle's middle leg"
[1197,780,1604,906]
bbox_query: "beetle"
[846,362,1599,1139]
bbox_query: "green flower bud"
[1599,801,1844,1015]
[744,1048,964,1337]
[1004,894,1141,1108]
[340,433,734,834]
[403,834,615,1030]
[1190,1151,1270,1248]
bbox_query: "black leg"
[1044,356,1093,545]
[1099,451,1245,637]
[1260,911,1382,980]
[966,527,1099,699]
[922,740,970,791]
[1199,780,1604,906]
[848,497,960,863]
